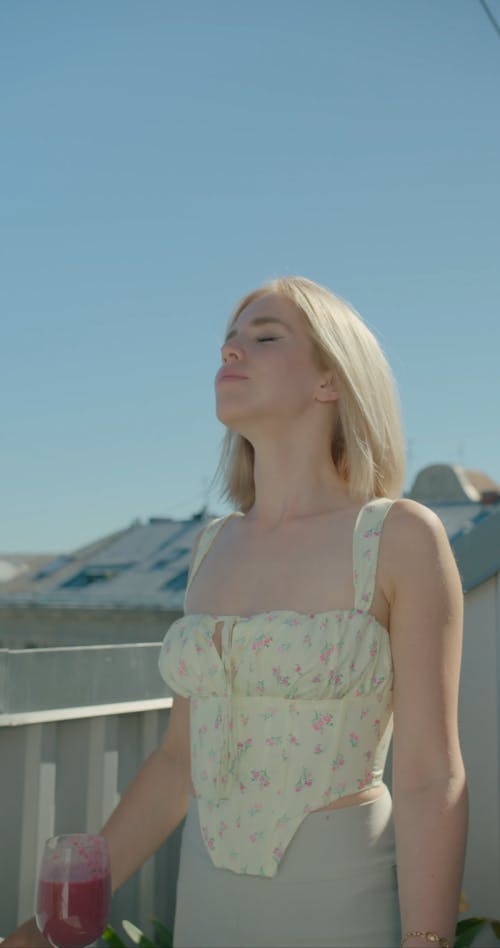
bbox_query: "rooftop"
[0,510,214,611]
[1,464,500,612]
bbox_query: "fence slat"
[17,725,42,922]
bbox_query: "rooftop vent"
[480,490,500,505]
[409,464,500,504]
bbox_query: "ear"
[315,376,339,404]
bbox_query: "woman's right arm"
[101,692,191,892]
[2,694,191,946]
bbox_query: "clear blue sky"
[1,0,499,553]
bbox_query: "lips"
[216,369,248,383]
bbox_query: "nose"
[220,335,244,363]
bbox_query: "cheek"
[281,358,320,398]
[266,376,318,418]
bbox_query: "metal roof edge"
[451,508,500,593]
[0,598,182,612]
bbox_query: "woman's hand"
[1,916,49,947]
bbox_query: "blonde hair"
[216,275,406,510]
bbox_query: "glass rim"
[44,832,108,844]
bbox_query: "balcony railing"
[0,644,180,940]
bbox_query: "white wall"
[460,572,500,919]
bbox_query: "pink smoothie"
[36,871,111,948]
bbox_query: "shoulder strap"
[184,513,239,602]
[352,498,395,611]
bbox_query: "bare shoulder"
[381,497,462,603]
[184,517,229,612]
[385,496,448,544]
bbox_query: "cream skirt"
[173,784,400,948]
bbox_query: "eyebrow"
[225,316,290,343]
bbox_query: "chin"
[216,399,248,427]
[215,405,252,437]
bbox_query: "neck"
[244,433,351,527]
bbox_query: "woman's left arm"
[385,499,468,948]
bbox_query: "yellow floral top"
[159,497,395,877]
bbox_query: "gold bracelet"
[400,932,450,948]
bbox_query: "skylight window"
[151,546,189,570]
[35,556,74,580]
[60,564,132,589]
[161,569,189,592]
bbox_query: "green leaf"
[101,925,127,948]
[121,919,156,947]
[456,917,487,930]
[151,919,174,948]
[454,918,488,948]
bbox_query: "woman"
[5,276,467,948]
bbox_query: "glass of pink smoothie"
[35,833,111,948]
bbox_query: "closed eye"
[257,336,280,342]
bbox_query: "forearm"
[393,771,468,947]
[100,745,190,893]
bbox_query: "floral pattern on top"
[158,497,395,878]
